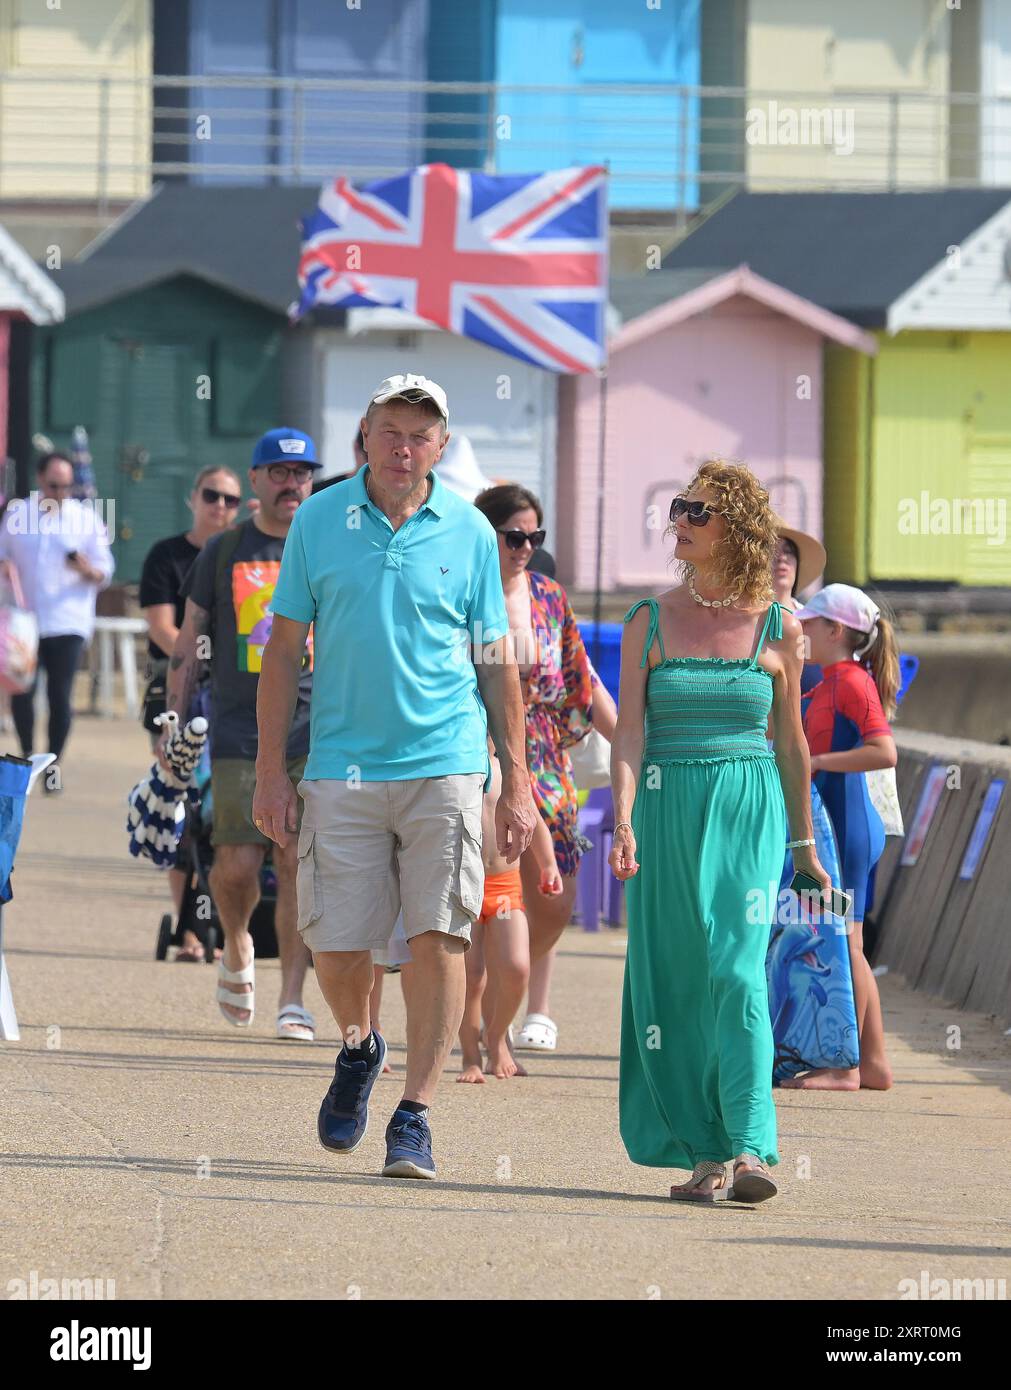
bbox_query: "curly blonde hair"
[666,459,776,605]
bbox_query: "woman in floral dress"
[475,485,616,1051]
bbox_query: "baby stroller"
[154,734,279,964]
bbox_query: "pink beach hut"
[555,265,877,594]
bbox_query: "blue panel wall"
[424,0,496,169]
[181,0,429,183]
[493,0,700,211]
[190,0,277,180]
[278,0,429,178]
[156,0,698,204]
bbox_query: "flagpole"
[591,364,608,674]
[591,162,610,676]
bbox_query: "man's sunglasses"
[498,527,546,551]
[265,464,314,485]
[201,486,241,508]
[669,496,724,527]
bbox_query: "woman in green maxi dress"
[609,461,829,1204]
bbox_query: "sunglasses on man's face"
[669,496,724,527]
[498,527,546,551]
[201,486,241,508]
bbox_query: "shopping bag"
[767,783,860,1080]
[0,564,39,695]
[568,727,611,791]
[866,766,904,836]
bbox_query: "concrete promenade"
[1,711,1009,1301]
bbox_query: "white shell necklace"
[687,571,742,609]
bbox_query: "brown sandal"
[669,1161,731,1203]
[731,1155,778,1204]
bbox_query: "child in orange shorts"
[459,740,562,1081]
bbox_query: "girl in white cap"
[787,584,900,1091]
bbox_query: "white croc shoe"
[515,1013,557,1051]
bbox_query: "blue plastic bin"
[578,621,623,703]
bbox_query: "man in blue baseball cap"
[166,428,321,1040]
[251,427,318,471]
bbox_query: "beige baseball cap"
[368,373,449,424]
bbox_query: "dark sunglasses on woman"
[202,486,242,508]
[498,527,547,551]
[669,496,723,527]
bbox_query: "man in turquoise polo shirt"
[254,373,537,1180]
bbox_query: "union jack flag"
[293,163,608,373]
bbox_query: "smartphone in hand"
[791,870,853,921]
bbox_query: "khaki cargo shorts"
[295,773,485,953]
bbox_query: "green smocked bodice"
[623,597,783,764]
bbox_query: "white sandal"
[216,953,254,1027]
[515,1013,557,1051]
[276,1005,315,1041]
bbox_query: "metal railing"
[1,75,1010,215]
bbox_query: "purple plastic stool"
[575,787,624,930]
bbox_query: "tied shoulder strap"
[729,601,785,681]
[756,600,784,656]
[623,596,666,668]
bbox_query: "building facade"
[556,266,873,592]
[0,0,151,203]
[28,272,283,583]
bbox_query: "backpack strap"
[214,521,246,593]
[209,521,246,643]
[623,596,666,668]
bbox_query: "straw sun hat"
[771,515,826,595]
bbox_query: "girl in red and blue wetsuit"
[786,584,900,1093]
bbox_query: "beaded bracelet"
[614,821,633,834]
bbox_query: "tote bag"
[567,728,611,791]
[866,767,904,837]
[0,564,38,695]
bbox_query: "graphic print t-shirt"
[183,520,312,761]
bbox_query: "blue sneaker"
[317,1031,387,1153]
[382,1107,436,1179]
